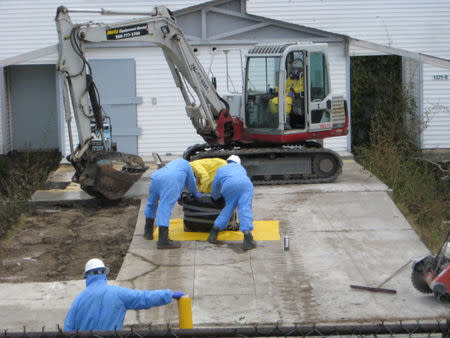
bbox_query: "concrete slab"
[1,157,448,333]
[0,281,83,331]
[30,166,154,207]
[44,165,74,189]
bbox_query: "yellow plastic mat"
[152,219,280,241]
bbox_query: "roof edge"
[350,39,450,70]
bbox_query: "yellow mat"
[152,219,280,241]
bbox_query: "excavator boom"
[55,5,228,199]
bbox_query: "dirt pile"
[0,199,139,282]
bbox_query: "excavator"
[55,5,348,200]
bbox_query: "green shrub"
[0,150,61,238]
[351,56,448,253]
[0,156,8,177]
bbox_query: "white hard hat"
[227,155,241,165]
[444,241,450,259]
[83,258,110,278]
[292,58,303,68]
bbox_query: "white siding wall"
[0,1,203,60]
[115,45,246,156]
[0,0,205,154]
[2,0,448,153]
[324,43,348,151]
[246,0,450,58]
[422,65,450,149]
[0,0,348,155]
[133,46,203,156]
[246,0,450,149]
[0,68,5,153]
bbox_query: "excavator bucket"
[73,151,148,200]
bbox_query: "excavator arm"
[55,5,230,199]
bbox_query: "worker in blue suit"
[64,258,184,331]
[144,158,200,249]
[207,155,256,250]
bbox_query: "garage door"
[9,65,58,151]
[89,59,142,155]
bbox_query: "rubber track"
[184,143,343,185]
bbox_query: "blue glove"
[172,291,184,299]
[195,192,204,198]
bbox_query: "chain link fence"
[2,320,449,337]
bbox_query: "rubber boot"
[143,218,154,240]
[207,226,220,244]
[157,226,181,249]
[242,231,256,250]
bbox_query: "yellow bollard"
[177,295,193,329]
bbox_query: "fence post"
[177,295,193,329]
[443,318,450,338]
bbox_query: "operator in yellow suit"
[190,158,227,193]
[269,58,304,129]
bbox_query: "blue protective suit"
[210,162,254,232]
[64,274,173,331]
[144,158,198,227]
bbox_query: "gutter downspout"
[345,36,352,153]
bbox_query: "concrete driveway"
[0,157,448,332]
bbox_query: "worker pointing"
[207,155,257,250]
[144,158,200,249]
[64,258,184,331]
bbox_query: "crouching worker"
[64,258,184,332]
[207,155,257,250]
[190,157,227,193]
[144,158,200,248]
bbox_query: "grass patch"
[0,150,61,239]
[354,144,449,253]
[351,56,449,253]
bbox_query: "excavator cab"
[243,43,346,142]
[186,43,348,184]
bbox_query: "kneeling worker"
[64,258,184,331]
[207,155,256,250]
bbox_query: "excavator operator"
[269,57,304,129]
[287,58,304,98]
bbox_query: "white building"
[0,0,449,157]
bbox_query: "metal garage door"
[9,65,58,151]
[89,59,142,155]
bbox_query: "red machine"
[411,231,450,302]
